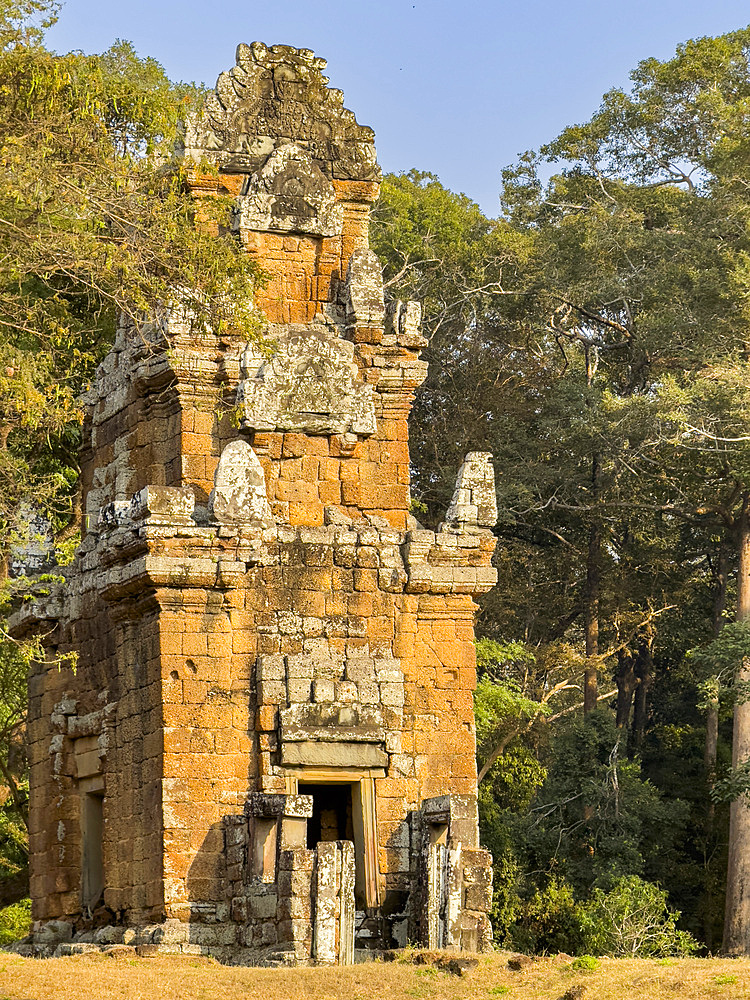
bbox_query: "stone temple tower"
[12,43,498,964]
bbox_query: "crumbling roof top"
[181,41,381,182]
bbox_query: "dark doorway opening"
[81,790,104,911]
[298,782,354,849]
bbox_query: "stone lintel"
[422,795,451,823]
[237,324,377,436]
[279,703,385,743]
[280,741,388,768]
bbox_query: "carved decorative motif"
[235,143,344,236]
[237,324,376,435]
[344,249,386,329]
[182,41,380,182]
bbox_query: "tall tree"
[0,2,264,576]
[502,26,750,954]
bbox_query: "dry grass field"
[0,950,749,1000]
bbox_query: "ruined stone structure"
[11,43,498,964]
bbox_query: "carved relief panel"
[237,324,376,435]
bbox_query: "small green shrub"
[714,974,738,985]
[0,898,31,945]
[396,943,420,963]
[488,988,510,996]
[510,876,589,955]
[571,955,599,971]
[580,876,697,958]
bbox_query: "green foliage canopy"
[0,2,264,554]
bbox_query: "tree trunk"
[706,542,729,790]
[704,686,719,816]
[712,542,730,637]
[704,542,728,950]
[583,455,601,715]
[0,868,29,909]
[631,639,653,752]
[723,498,750,954]
[616,647,636,729]
[704,688,720,953]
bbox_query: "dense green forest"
[4,0,750,958]
[370,28,750,955]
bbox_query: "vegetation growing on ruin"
[0,0,264,568]
[0,0,265,911]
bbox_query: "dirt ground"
[1,950,749,1000]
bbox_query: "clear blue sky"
[47,0,750,216]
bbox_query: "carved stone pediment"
[182,41,380,182]
[235,143,343,237]
[237,324,376,436]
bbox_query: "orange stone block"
[341,482,364,506]
[288,500,324,526]
[367,616,394,642]
[282,433,308,458]
[291,590,326,616]
[278,458,303,481]
[303,436,330,457]
[347,592,373,617]
[318,480,341,504]
[301,455,320,480]
[330,435,362,459]
[160,630,183,657]
[353,568,378,592]
[275,480,318,503]
[339,460,361,484]
[325,591,347,616]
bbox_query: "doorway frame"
[284,766,383,908]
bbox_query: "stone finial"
[209,440,273,524]
[181,42,380,182]
[445,452,497,529]
[344,249,385,329]
[385,300,426,349]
